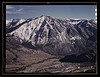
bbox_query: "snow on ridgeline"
[6,16,95,26]
[6,19,26,27]
[6,15,97,56]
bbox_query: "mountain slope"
[6,15,97,56]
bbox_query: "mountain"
[6,15,97,56]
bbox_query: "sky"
[6,5,95,20]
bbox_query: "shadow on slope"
[59,50,96,63]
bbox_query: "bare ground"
[6,44,96,74]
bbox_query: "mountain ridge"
[6,15,97,56]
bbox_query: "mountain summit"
[6,16,97,56]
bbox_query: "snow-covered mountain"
[6,15,97,56]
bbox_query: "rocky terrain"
[5,15,97,74]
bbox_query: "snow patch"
[70,36,81,40]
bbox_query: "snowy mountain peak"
[6,16,97,56]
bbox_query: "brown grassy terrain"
[6,44,57,73]
[6,38,96,74]
[6,45,96,74]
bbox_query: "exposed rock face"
[6,15,97,56]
